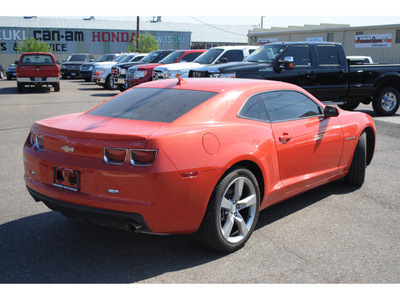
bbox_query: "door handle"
[279,133,292,143]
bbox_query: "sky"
[7,0,400,29]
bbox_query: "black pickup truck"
[189,42,400,116]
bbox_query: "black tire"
[84,77,91,82]
[344,133,366,187]
[372,87,400,116]
[62,74,67,79]
[195,167,260,252]
[54,82,60,92]
[338,101,360,111]
[17,83,24,93]
[105,75,118,90]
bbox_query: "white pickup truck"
[152,45,258,80]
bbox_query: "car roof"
[135,78,302,94]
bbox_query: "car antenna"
[176,77,187,86]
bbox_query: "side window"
[238,94,269,122]
[180,52,202,62]
[283,46,311,67]
[260,91,323,122]
[315,45,340,66]
[218,50,244,63]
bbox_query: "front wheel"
[195,167,260,252]
[105,75,118,90]
[372,87,400,116]
[344,133,366,187]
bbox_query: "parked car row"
[7,43,399,116]
[85,46,258,92]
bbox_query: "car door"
[311,44,348,100]
[260,90,344,194]
[274,45,317,90]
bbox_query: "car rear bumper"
[27,186,152,233]
[23,142,219,234]
[17,77,60,83]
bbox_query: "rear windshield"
[20,54,55,65]
[88,88,217,123]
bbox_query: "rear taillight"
[103,147,157,166]
[28,132,44,151]
[130,149,158,166]
[104,148,127,165]
[36,135,44,151]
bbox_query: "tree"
[127,33,159,53]
[16,37,51,53]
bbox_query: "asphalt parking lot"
[0,78,399,284]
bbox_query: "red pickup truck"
[16,52,60,92]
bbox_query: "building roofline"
[248,23,400,36]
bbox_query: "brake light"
[28,132,44,151]
[130,149,158,166]
[35,135,44,151]
[104,148,127,165]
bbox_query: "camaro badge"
[61,145,74,153]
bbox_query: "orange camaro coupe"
[23,78,376,252]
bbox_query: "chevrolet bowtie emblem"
[61,145,74,153]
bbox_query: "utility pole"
[136,16,140,51]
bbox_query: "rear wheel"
[344,133,366,187]
[54,82,60,92]
[17,83,24,93]
[339,101,360,111]
[372,87,400,116]
[195,167,260,252]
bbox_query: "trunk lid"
[33,113,166,159]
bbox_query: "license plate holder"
[53,167,80,192]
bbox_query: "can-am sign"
[355,34,392,48]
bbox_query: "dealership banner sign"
[258,38,278,45]
[0,27,191,54]
[355,34,392,48]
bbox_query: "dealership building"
[0,16,252,67]
[1,17,400,68]
[248,23,400,64]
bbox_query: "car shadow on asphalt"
[0,86,52,95]
[0,180,358,283]
[89,93,120,98]
[0,210,226,283]
[256,179,358,230]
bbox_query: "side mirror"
[324,106,339,117]
[56,60,61,64]
[283,56,294,70]
[14,60,19,65]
